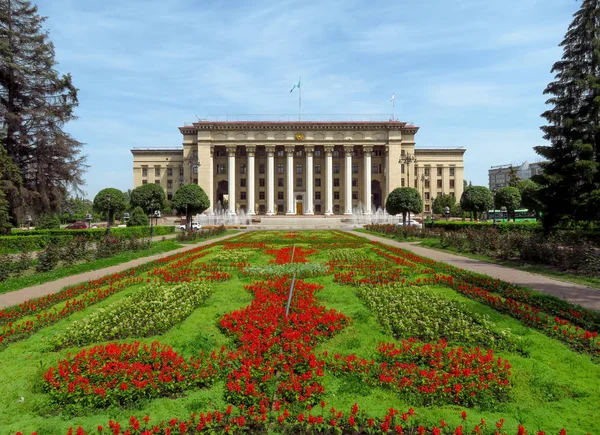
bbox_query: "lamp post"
[25,215,32,231]
[123,212,130,226]
[85,213,92,229]
[492,189,497,228]
[419,172,428,224]
[444,206,450,222]
[398,153,417,188]
[105,193,111,237]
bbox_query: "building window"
[216,164,226,174]
[259,178,265,187]
[352,178,358,187]
[155,180,160,185]
[296,178,302,188]
[352,191,358,200]
[240,148,247,157]
[277,204,284,213]
[259,191,265,200]
[167,180,172,188]
[352,164,358,174]
[315,178,321,187]
[333,150,340,157]
[259,164,265,174]
[424,167,430,176]
[278,178,284,187]
[258,149,266,157]
[315,204,321,212]
[142,168,148,177]
[193,166,199,174]
[193,178,198,184]
[296,150,303,157]
[241,192,247,200]
[142,180,148,185]
[334,191,340,200]
[241,178,246,187]
[401,178,405,187]
[401,164,405,174]
[334,204,340,213]
[277,164,284,174]
[277,150,284,157]
[425,205,430,212]
[167,193,173,200]
[333,164,340,174]
[315,164,321,174]
[296,164,302,174]
[216,149,226,157]
[437,180,443,188]
[155,168,160,177]
[278,192,284,200]
[372,150,382,157]
[241,164,247,174]
[315,192,321,200]
[437,167,443,176]
[425,192,430,200]
[179,167,184,176]
[166,168,172,176]
[315,149,322,157]
[450,180,455,188]
[372,164,381,174]
[450,167,455,176]
[334,178,340,187]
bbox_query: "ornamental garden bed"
[0,230,598,435]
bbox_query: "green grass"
[418,238,600,290]
[0,240,184,295]
[176,229,241,244]
[1,230,599,434]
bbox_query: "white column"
[363,146,372,214]
[305,146,314,215]
[344,145,353,215]
[246,146,256,216]
[325,146,334,215]
[266,146,275,216]
[227,146,236,215]
[285,146,295,215]
[208,147,214,213]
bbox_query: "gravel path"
[0,232,239,309]
[356,232,600,312]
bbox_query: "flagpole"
[299,81,302,121]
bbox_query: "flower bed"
[243,263,328,279]
[51,282,213,348]
[43,341,221,408]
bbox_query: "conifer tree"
[534,0,600,228]
[0,0,86,220]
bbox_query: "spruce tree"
[0,0,86,220]
[534,0,600,228]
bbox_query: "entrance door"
[296,202,303,215]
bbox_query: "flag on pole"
[390,92,395,104]
[290,77,301,93]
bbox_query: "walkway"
[356,232,600,312]
[0,232,240,309]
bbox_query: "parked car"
[178,222,201,231]
[395,219,422,228]
[65,222,88,230]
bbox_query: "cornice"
[179,121,417,132]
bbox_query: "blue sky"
[36,0,577,198]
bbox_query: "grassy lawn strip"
[0,239,183,295]
[176,229,241,244]
[418,238,600,290]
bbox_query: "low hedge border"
[432,221,542,233]
[0,226,175,252]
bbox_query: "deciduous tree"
[127,206,149,227]
[93,188,126,226]
[432,193,456,215]
[533,0,600,229]
[385,187,422,225]
[495,187,521,222]
[460,186,493,221]
[172,184,210,230]
[130,184,167,214]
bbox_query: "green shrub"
[127,206,149,227]
[37,215,61,230]
[36,244,60,272]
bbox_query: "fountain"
[350,203,401,226]
[195,201,251,227]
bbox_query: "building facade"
[488,161,545,191]
[131,120,466,215]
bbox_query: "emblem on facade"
[295,132,305,141]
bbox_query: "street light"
[85,213,92,229]
[25,215,32,231]
[105,193,111,237]
[418,172,428,224]
[444,206,450,222]
[398,152,417,188]
[492,189,497,228]
[150,209,161,238]
[123,212,130,226]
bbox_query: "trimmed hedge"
[432,221,542,233]
[1,226,175,252]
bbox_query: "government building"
[131,119,465,216]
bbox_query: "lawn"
[0,230,598,435]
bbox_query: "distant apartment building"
[488,161,545,191]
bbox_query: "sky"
[35,0,578,199]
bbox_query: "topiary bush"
[126,206,149,227]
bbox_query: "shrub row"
[0,226,175,252]
[432,221,542,233]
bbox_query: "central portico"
[178,120,420,216]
